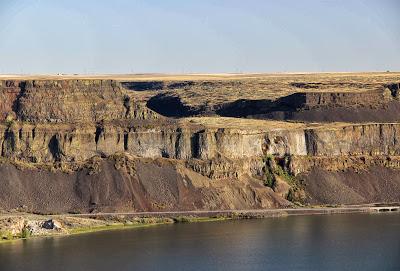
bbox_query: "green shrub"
[173,216,190,223]
[262,154,276,187]
[262,154,303,203]
[274,165,295,185]
[0,230,14,240]
[263,170,275,187]
[20,228,31,239]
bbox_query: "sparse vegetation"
[173,216,190,223]
[262,154,275,187]
[68,223,164,235]
[0,215,229,243]
[263,170,275,188]
[0,230,14,241]
[274,164,296,186]
[20,228,31,239]
[5,119,14,128]
[262,154,306,203]
[263,154,295,187]
[172,216,227,223]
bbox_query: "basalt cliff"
[0,73,399,214]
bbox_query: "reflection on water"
[0,213,399,271]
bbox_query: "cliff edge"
[0,73,399,213]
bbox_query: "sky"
[0,0,399,74]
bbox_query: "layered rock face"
[0,81,21,121]
[5,121,400,167]
[0,79,160,123]
[1,74,400,213]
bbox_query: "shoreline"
[55,203,400,218]
[1,204,399,244]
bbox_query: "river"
[0,213,399,271]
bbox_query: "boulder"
[42,219,63,231]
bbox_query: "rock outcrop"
[0,74,400,213]
[3,120,400,173]
[144,76,400,122]
[0,80,160,123]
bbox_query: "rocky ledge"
[0,73,399,213]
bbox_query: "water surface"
[0,213,399,271]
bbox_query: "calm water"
[0,213,399,271]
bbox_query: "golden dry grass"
[2,72,400,108]
[156,72,400,107]
[180,117,374,131]
[88,72,400,107]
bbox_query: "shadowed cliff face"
[148,88,400,122]
[0,74,400,212]
[218,90,400,122]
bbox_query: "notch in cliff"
[48,134,63,162]
[95,125,104,146]
[386,83,400,99]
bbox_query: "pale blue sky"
[0,0,399,74]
